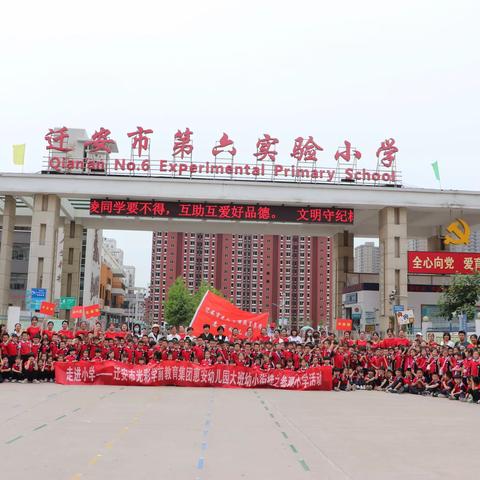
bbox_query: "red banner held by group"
[190,291,268,337]
[55,361,332,391]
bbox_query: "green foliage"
[192,281,225,310]
[163,277,195,326]
[438,273,480,320]
[163,279,228,326]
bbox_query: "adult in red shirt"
[76,321,91,338]
[58,320,74,339]
[256,327,270,343]
[26,316,41,340]
[356,331,368,349]
[381,328,397,349]
[43,320,56,340]
[105,323,119,340]
[395,330,410,347]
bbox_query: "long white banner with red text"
[55,361,333,391]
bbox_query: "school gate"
[2,168,480,333]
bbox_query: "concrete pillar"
[60,221,83,318]
[0,196,16,314]
[27,194,60,301]
[378,207,408,334]
[332,231,354,325]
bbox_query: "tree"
[163,277,195,326]
[438,273,480,320]
[192,281,225,311]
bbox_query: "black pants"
[25,369,38,382]
[10,371,23,381]
[470,389,480,402]
[409,386,425,395]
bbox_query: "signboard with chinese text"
[54,360,333,391]
[408,251,480,275]
[42,126,401,187]
[89,199,355,225]
[59,296,76,310]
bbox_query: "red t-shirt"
[57,329,74,339]
[381,337,397,349]
[105,331,120,340]
[19,340,32,355]
[6,342,19,356]
[395,338,410,347]
[26,326,41,339]
[43,329,56,340]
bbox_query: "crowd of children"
[1,317,479,403]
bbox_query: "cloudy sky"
[1,1,479,288]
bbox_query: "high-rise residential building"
[407,239,428,251]
[123,265,136,290]
[101,237,127,323]
[149,233,331,329]
[448,229,480,253]
[102,238,125,265]
[354,241,380,273]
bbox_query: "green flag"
[431,161,440,181]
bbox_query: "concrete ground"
[1,384,480,480]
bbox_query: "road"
[1,384,480,479]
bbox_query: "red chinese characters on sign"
[212,133,236,158]
[254,134,279,161]
[376,138,398,168]
[335,140,361,162]
[91,199,168,217]
[55,360,333,391]
[173,128,193,159]
[291,136,323,162]
[127,126,153,157]
[296,208,354,224]
[178,204,273,220]
[85,128,115,153]
[89,199,355,224]
[45,127,73,152]
[408,251,480,275]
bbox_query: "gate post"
[378,207,408,334]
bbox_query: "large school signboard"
[42,126,402,186]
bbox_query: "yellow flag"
[13,144,25,165]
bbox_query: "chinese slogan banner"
[408,251,480,275]
[55,361,333,391]
[190,291,268,337]
[89,198,354,225]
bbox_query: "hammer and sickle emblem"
[444,218,470,245]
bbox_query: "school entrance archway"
[2,171,480,333]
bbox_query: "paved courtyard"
[1,384,479,480]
